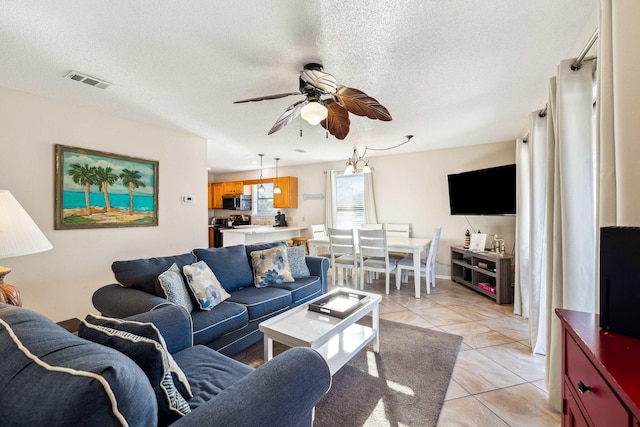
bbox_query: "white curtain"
[363,172,378,224]
[598,0,640,227]
[514,137,530,318]
[325,170,337,229]
[516,58,597,411]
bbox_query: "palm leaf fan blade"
[321,103,350,140]
[268,100,305,135]
[234,92,301,103]
[335,86,392,121]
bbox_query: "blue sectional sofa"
[0,303,331,426]
[93,241,330,356]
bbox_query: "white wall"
[212,140,516,278]
[0,86,208,321]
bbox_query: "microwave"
[222,194,252,211]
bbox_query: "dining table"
[307,236,432,298]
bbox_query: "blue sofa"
[93,242,330,356]
[0,303,331,426]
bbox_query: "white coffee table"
[259,289,381,375]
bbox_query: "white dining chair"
[385,223,411,261]
[358,228,397,294]
[310,224,330,257]
[328,227,359,288]
[395,227,442,294]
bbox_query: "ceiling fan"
[233,63,392,140]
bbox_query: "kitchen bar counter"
[221,226,307,247]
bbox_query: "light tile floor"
[328,271,561,427]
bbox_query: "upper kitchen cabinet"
[223,181,244,195]
[274,177,298,208]
[211,182,224,209]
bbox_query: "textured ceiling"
[0,1,596,173]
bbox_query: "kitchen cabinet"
[273,176,298,208]
[556,309,640,426]
[211,183,223,209]
[223,181,243,195]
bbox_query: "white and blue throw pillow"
[182,261,231,310]
[287,245,310,279]
[250,245,295,287]
[158,263,194,313]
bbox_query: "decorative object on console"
[464,229,471,249]
[234,63,392,140]
[468,233,487,252]
[273,157,282,194]
[0,190,53,306]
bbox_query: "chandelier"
[344,147,371,175]
[343,135,414,175]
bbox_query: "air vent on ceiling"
[64,71,112,89]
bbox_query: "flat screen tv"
[447,164,516,216]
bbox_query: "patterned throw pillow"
[250,245,295,287]
[287,245,310,279]
[82,314,192,399]
[158,263,194,313]
[182,261,231,310]
[78,320,191,425]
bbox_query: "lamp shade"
[0,190,53,259]
[301,102,328,125]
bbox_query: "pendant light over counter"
[257,154,265,192]
[273,157,282,194]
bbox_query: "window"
[335,174,364,228]
[254,183,278,216]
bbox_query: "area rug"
[239,318,463,426]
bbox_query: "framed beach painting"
[54,145,158,229]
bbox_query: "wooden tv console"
[450,246,513,304]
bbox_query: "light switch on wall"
[181,195,193,204]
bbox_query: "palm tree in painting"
[119,169,146,215]
[94,166,119,212]
[68,164,97,215]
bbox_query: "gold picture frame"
[54,144,158,229]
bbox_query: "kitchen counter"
[221,226,307,247]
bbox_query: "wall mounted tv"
[447,164,516,216]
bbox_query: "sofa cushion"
[78,320,191,425]
[271,276,323,304]
[250,245,294,287]
[158,263,195,313]
[171,345,254,410]
[82,313,192,398]
[193,245,253,292]
[183,261,231,310]
[226,287,292,321]
[112,252,196,296]
[0,304,157,426]
[191,301,249,345]
[287,245,311,279]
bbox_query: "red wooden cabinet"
[557,309,640,427]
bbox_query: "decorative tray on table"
[308,290,369,318]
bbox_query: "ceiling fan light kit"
[234,63,392,140]
[300,101,328,125]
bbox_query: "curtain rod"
[536,28,598,118]
[571,29,598,71]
